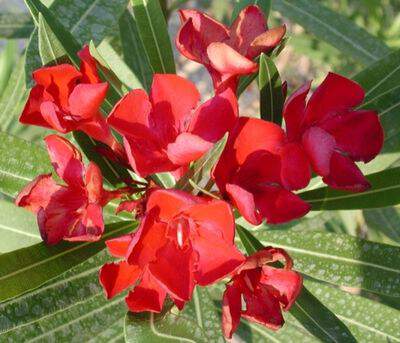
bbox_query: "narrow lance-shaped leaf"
[300,167,400,210]
[0,221,136,303]
[252,228,400,297]
[258,53,284,125]
[272,0,391,65]
[131,0,176,74]
[0,40,18,96]
[0,13,34,39]
[236,226,357,342]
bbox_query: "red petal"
[44,135,84,187]
[15,174,61,213]
[280,143,311,190]
[149,240,196,301]
[85,162,103,204]
[302,127,336,177]
[150,74,200,131]
[323,152,370,192]
[222,283,243,339]
[207,42,258,76]
[305,73,365,125]
[78,45,101,84]
[248,25,286,59]
[320,110,384,163]
[283,81,311,141]
[40,101,68,133]
[167,132,212,166]
[254,185,310,224]
[260,266,303,310]
[226,183,261,225]
[78,116,116,147]
[66,203,104,241]
[19,86,52,128]
[116,200,141,214]
[106,234,134,258]
[126,271,166,313]
[189,87,238,142]
[68,83,108,119]
[99,261,141,299]
[229,5,266,56]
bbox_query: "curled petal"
[99,261,141,299]
[222,282,243,339]
[248,25,286,59]
[20,86,52,128]
[40,101,68,133]
[78,45,101,84]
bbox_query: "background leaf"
[0,13,34,39]
[232,0,271,22]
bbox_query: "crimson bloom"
[176,5,286,92]
[20,46,119,151]
[100,189,245,312]
[283,72,384,191]
[222,247,302,339]
[107,74,238,178]
[213,117,311,225]
[16,135,122,244]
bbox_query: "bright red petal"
[280,143,311,190]
[99,261,141,299]
[78,45,101,84]
[222,282,243,339]
[226,183,261,225]
[85,162,103,204]
[305,73,365,125]
[44,135,84,187]
[40,101,69,133]
[106,234,134,258]
[19,86,52,128]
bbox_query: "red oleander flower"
[283,72,384,191]
[20,46,119,151]
[213,117,311,225]
[176,5,286,92]
[107,74,238,178]
[99,189,245,312]
[222,247,302,339]
[15,135,122,244]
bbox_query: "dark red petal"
[260,266,303,310]
[229,5,266,56]
[99,261,141,299]
[189,87,238,142]
[242,286,284,330]
[150,74,200,130]
[68,82,108,119]
[305,73,365,125]
[222,283,243,339]
[302,127,336,177]
[207,42,258,76]
[280,143,311,190]
[226,183,262,225]
[78,45,101,84]
[85,162,103,204]
[320,110,384,163]
[44,134,84,187]
[254,185,310,224]
[19,85,52,128]
[166,133,212,166]
[126,271,166,313]
[149,240,196,301]
[106,234,134,258]
[15,174,61,213]
[283,81,311,141]
[323,152,370,192]
[248,25,286,59]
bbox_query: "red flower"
[222,247,302,339]
[15,135,122,244]
[20,46,119,150]
[283,72,384,191]
[99,189,245,312]
[176,5,285,92]
[213,117,311,225]
[107,74,238,178]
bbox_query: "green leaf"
[252,228,400,297]
[0,250,126,341]
[258,53,284,125]
[237,226,357,342]
[0,40,18,96]
[0,221,135,302]
[232,0,271,23]
[175,133,228,190]
[0,13,34,38]
[0,200,41,253]
[124,309,207,342]
[363,207,400,244]
[272,0,391,65]
[131,0,176,74]
[305,280,400,342]
[300,167,400,210]
[119,9,153,91]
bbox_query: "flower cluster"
[16,5,383,338]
